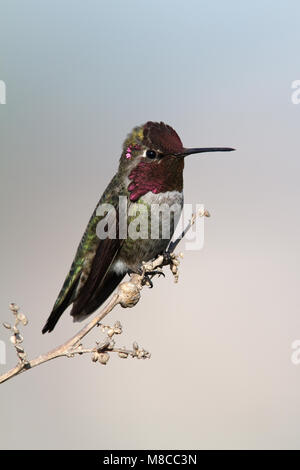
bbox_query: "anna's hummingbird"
[42,121,234,333]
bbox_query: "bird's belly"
[113,190,183,273]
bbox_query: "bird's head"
[119,121,235,201]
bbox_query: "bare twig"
[0,209,209,384]
[167,207,210,253]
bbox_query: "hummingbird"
[42,121,234,333]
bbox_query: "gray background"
[1,0,300,449]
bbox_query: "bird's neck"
[127,156,184,202]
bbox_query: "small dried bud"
[113,321,122,335]
[92,352,99,362]
[107,328,114,338]
[10,335,17,345]
[15,333,23,344]
[107,340,115,351]
[9,303,19,313]
[3,322,11,329]
[98,352,110,365]
[171,264,177,274]
[97,338,110,350]
[118,281,141,308]
[204,210,211,217]
[118,351,128,359]
[133,341,139,351]
[17,313,28,326]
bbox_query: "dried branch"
[0,209,209,384]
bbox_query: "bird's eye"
[146,149,157,159]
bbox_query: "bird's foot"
[162,250,183,283]
[162,250,172,266]
[142,270,165,288]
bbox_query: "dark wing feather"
[42,174,126,333]
[70,230,122,319]
[71,268,125,320]
[42,271,81,333]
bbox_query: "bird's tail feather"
[42,275,80,334]
[70,271,125,321]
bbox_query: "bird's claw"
[162,251,172,266]
[142,270,165,288]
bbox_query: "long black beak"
[180,147,235,157]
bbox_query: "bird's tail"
[42,274,80,334]
[42,304,66,334]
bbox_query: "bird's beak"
[178,147,235,157]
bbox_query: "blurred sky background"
[1,0,300,450]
